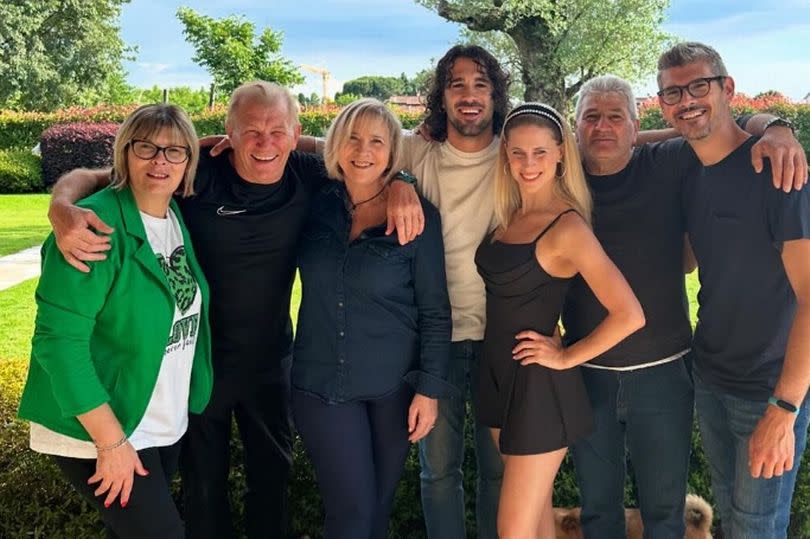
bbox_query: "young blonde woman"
[474,102,645,538]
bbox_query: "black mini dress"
[475,210,593,455]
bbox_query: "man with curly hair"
[404,44,509,539]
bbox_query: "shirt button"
[338,302,343,308]
[339,331,344,337]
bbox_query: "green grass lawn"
[0,194,51,256]
[0,279,38,361]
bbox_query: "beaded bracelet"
[95,435,128,452]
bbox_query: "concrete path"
[0,245,41,291]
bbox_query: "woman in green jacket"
[18,104,213,539]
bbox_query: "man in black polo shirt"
[565,73,808,539]
[658,42,810,538]
[47,82,422,539]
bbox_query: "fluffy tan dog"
[553,494,714,539]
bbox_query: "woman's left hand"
[408,393,438,443]
[512,328,570,370]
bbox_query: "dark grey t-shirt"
[684,136,810,399]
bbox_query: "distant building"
[387,95,426,113]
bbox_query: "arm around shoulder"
[49,168,115,273]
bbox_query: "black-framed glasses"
[129,139,190,164]
[657,76,726,105]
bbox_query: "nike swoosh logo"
[216,206,247,216]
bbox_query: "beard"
[447,112,493,138]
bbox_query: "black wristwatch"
[768,396,799,415]
[392,170,418,185]
[763,117,796,135]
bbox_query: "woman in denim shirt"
[292,98,454,539]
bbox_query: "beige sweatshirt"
[402,133,499,342]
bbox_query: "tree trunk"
[509,19,567,112]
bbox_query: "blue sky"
[121,0,810,101]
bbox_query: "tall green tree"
[0,0,132,111]
[339,76,406,101]
[415,0,672,111]
[176,7,303,97]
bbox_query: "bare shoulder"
[541,210,593,249]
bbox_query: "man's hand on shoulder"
[49,200,114,273]
[386,178,424,245]
[751,126,808,192]
[201,135,229,157]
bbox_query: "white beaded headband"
[503,103,564,135]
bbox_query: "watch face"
[770,396,799,413]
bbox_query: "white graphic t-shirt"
[30,208,201,458]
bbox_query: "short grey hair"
[226,80,300,129]
[575,75,638,121]
[657,42,728,87]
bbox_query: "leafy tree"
[137,85,212,113]
[74,68,139,107]
[410,68,434,96]
[335,93,362,106]
[0,0,132,111]
[415,0,672,111]
[339,76,406,101]
[176,7,303,97]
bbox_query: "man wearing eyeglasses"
[658,42,810,538]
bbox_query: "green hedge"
[3,352,810,538]
[0,150,43,193]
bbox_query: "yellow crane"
[300,64,331,105]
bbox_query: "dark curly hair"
[423,45,511,142]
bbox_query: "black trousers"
[181,374,293,539]
[53,441,183,539]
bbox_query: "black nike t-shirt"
[176,150,328,381]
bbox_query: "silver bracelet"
[95,435,128,452]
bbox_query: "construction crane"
[300,64,331,105]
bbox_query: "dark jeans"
[54,441,183,539]
[291,384,413,539]
[694,368,810,539]
[418,340,503,539]
[181,375,293,539]
[572,356,694,539]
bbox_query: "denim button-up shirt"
[292,182,455,403]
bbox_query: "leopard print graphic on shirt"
[156,246,196,314]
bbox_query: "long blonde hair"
[494,102,592,231]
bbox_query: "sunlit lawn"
[0,194,51,257]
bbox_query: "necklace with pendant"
[347,185,387,216]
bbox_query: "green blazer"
[18,186,213,441]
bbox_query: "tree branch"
[436,0,505,32]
